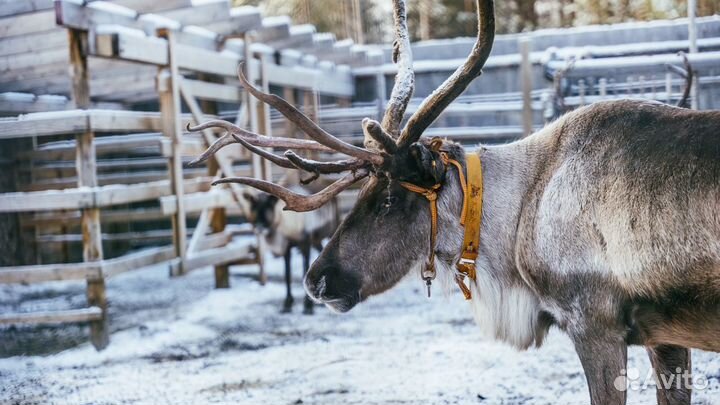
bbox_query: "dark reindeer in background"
[188,0,720,403]
[242,177,338,314]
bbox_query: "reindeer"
[242,175,337,314]
[187,1,720,403]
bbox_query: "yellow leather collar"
[399,151,483,300]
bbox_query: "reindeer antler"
[188,64,381,211]
[381,0,415,137]
[214,169,369,212]
[398,0,495,147]
[188,0,495,212]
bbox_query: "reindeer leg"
[282,246,293,313]
[570,324,628,405]
[301,242,314,315]
[646,345,692,405]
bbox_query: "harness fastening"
[399,150,483,300]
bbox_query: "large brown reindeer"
[188,1,720,403]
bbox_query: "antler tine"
[187,119,247,134]
[213,169,369,212]
[398,0,495,147]
[233,134,368,174]
[677,52,694,109]
[232,135,295,169]
[187,128,335,167]
[237,65,385,166]
[362,118,398,154]
[284,150,368,174]
[381,0,414,137]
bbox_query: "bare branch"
[398,0,495,147]
[362,118,397,154]
[381,0,414,137]
[237,65,384,166]
[213,169,369,212]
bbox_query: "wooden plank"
[258,53,273,180]
[0,48,67,71]
[0,187,95,212]
[210,209,229,288]
[519,37,533,137]
[160,189,236,215]
[202,6,262,36]
[0,93,73,114]
[183,242,255,273]
[55,0,141,31]
[0,9,55,37]
[68,26,109,351]
[158,0,230,27]
[182,78,242,103]
[0,262,102,284]
[0,111,148,139]
[157,28,187,275]
[90,28,353,95]
[0,29,67,57]
[0,178,211,212]
[20,169,210,192]
[178,78,250,209]
[198,83,232,289]
[175,43,242,76]
[0,0,53,18]
[254,16,291,43]
[102,245,176,278]
[23,208,166,227]
[187,209,213,255]
[0,307,103,325]
[265,62,353,96]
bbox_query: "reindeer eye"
[383,196,397,208]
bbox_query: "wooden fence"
[0,0,357,350]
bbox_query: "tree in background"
[235,0,388,44]
[234,0,718,42]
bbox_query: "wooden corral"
[1,1,719,350]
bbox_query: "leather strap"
[399,181,441,297]
[454,153,482,299]
[399,150,483,300]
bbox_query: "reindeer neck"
[475,134,551,285]
[433,139,542,272]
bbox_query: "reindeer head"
[189,0,495,312]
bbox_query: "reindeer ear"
[266,194,279,205]
[408,142,445,184]
[242,190,255,205]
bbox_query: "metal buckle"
[456,257,476,280]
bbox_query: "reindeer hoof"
[303,300,314,315]
[281,297,294,313]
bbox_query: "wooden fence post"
[68,28,108,350]
[258,53,273,182]
[283,87,297,137]
[199,75,230,289]
[157,28,186,276]
[243,33,267,286]
[519,37,533,137]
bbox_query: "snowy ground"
[1,250,719,405]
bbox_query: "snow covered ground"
[1,251,719,405]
